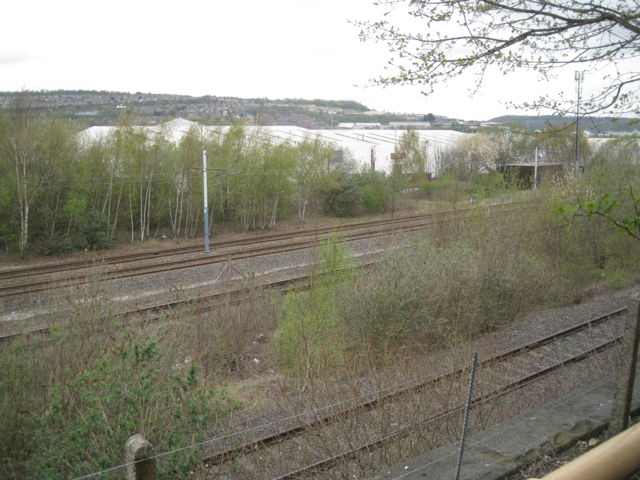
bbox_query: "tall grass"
[0,292,240,479]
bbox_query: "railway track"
[196,307,625,479]
[0,202,525,343]
[0,203,522,300]
[0,222,410,298]
[0,263,371,348]
[0,211,448,282]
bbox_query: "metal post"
[455,352,478,480]
[203,150,209,253]
[534,146,539,190]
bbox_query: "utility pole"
[574,71,585,177]
[534,146,539,190]
[203,150,209,253]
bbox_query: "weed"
[0,295,237,479]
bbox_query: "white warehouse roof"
[83,118,470,174]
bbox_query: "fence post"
[125,434,156,480]
[609,292,640,437]
[454,351,478,480]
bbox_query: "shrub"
[0,296,237,479]
[469,170,507,197]
[190,278,278,376]
[79,209,110,250]
[362,182,389,213]
[338,215,558,363]
[272,237,354,379]
[318,172,363,217]
[419,174,458,200]
[42,231,74,256]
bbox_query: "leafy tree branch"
[557,187,640,242]
[356,0,640,116]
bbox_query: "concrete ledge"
[370,368,640,480]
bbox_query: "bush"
[272,237,354,378]
[317,172,363,217]
[418,174,457,200]
[0,296,237,479]
[340,237,556,363]
[469,170,507,197]
[79,209,110,250]
[362,173,389,213]
[42,231,74,256]
[190,278,278,376]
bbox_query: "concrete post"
[609,292,640,436]
[125,434,156,480]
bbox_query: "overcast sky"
[1,0,603,120]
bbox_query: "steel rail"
[0,201,525,283]
[0,211,468,298]
[0,263,375,347]
[202,308,626,468]
[275,336,623,479]
[0,211,456,281]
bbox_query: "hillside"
[490,114,640,134]
[0,90,408,129]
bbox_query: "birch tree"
[0,92,57,254]
[396,129,428,177]
[295,135,335,222]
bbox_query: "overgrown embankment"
[2,146,640,478]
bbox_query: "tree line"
[0,93,409,256]
[0,92,629,257]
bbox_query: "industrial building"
[83,118,470,174]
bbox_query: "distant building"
[389,121,431,129]
[336,123,382,130]
[83,118,469,174]
[433,121,454,128]
[497,163,563,189]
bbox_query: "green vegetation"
[0,296,239,479]
[2,93,640,479]
[273,235,355,379]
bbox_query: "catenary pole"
[203,150,209,253]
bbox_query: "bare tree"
[357,0,640,116]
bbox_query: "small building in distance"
[389,121,431,129]
[336,122,382,130]
[497,163,564,189]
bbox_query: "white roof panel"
[82,121,469,174]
